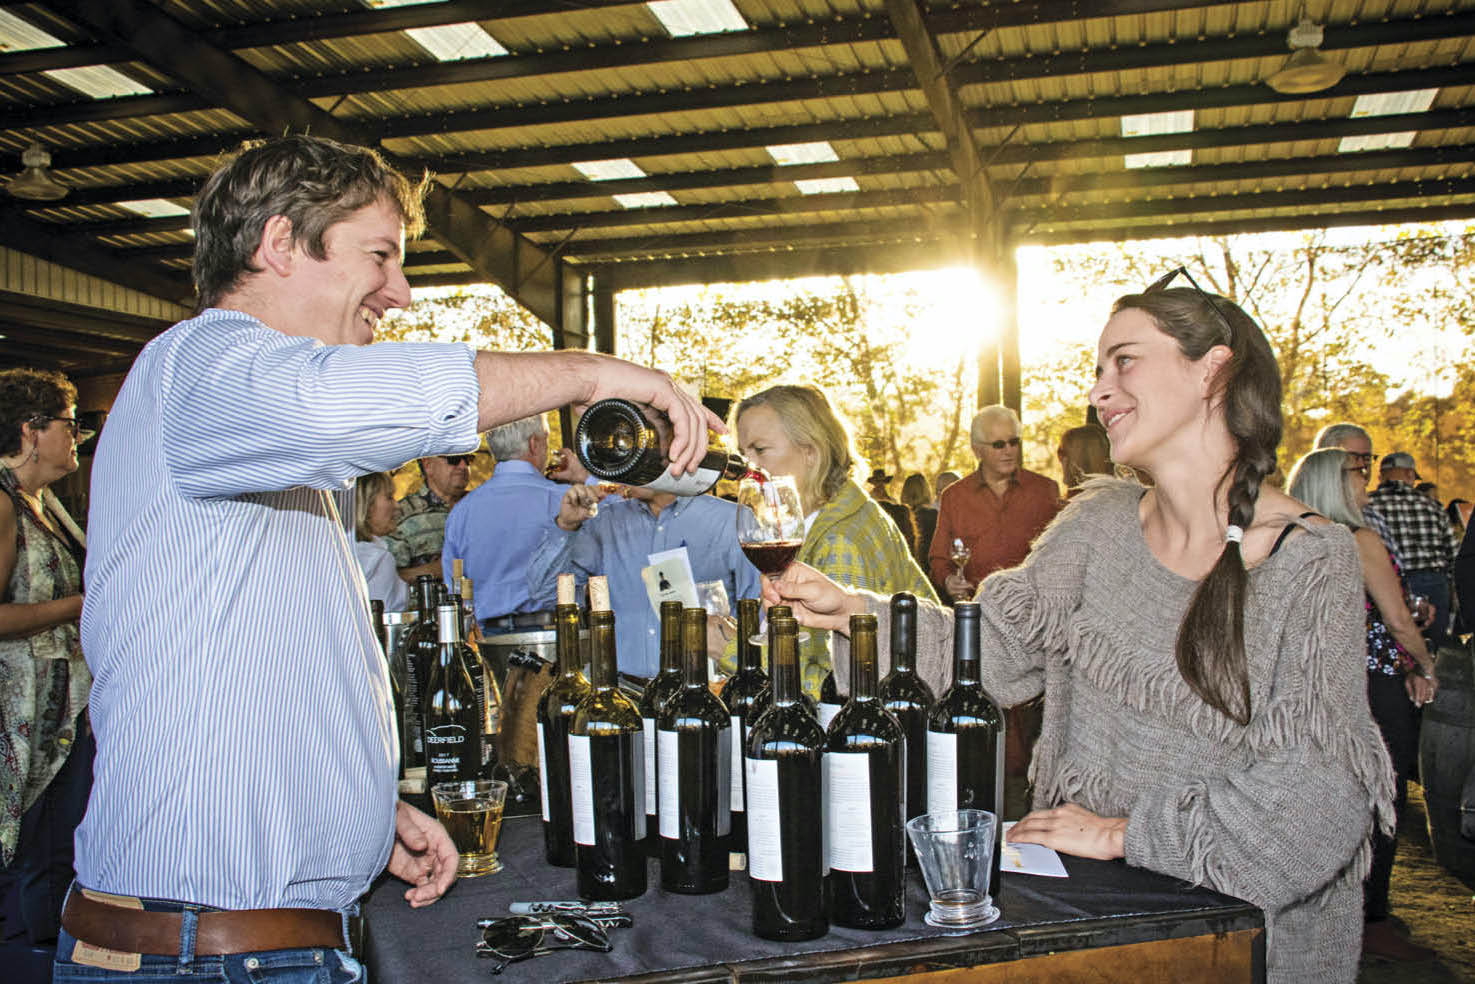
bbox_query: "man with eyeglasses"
[928,406,1060,601]
[384,452,474,583]
[1313,422,1408,574]
[1370,450,1457,650]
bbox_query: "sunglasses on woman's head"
[1144,266,1236,337]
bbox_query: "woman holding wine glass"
[730,384,935,697]
[764,278,1393,984]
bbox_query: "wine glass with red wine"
[736,475,806,580]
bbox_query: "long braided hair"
[1111,287,1282,726]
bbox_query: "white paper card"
[729,714,745,809]
[817,702,842,730]
[824,751,873,872]
[1000,821,1069,878]
[642,546,699,614]
[926,730,957,815]
[745,757,782,881]
[658,728,679,839]
[642,717,658,815]
[715,726,732,837]
[568,734,594,846]
[537,722,551,822]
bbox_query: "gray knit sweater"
[834,480,1395,984]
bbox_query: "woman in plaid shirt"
[733,384,937,697]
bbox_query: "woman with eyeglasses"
[765,277,1393,983]
[0,368,94,957]
[1285,447,1436,961]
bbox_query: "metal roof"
[1,0,1473,371]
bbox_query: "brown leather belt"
[63,890,346,956]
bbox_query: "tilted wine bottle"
[658,608,731,894]
[421,600,483,783]
[927,601,1005,897]
[574,397,752,496]
[569,576,647,901]
[638,600,685,852]
[825,613,906,929]
[878,592,935,863]
[719,597,770,859]
[745,615,828,941]
[537,574,591,868]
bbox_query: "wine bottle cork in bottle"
[452,557,464,582]
[558,573,577,607]
[588,575,611,613]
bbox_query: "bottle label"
[927,730,957,815]
[642,717,658,816]
[658,728,679,839]
[745,757,782,882]
[568,734,594,846]
[424,725,468,778]
[715,726,732,838]
[817,702,842,731]
[824,752,873,872]
[537,722,551,823]
[628,733,647,842]
[645,464,721,497]
[729,714,745,810]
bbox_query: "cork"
[452,557,464,580]
[588,575,611,612]
[460,577,473,600]
[557,573,576,606]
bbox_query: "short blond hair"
[354,471,394,542]
[734,384,859,508]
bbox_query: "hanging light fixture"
[1266,18,1346,94]
[5,142,69,201]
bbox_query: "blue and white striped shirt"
[77,309,479,912]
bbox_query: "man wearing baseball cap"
[1370,451,1457,649]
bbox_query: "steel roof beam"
[36,0,565,327]
[0,322,143,357]
[1017,203,1475,245]
[559,219,974,260]
[0,209,193,303]
[594,240,973,290]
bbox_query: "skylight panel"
[767,142,840,166]
[647,0,749,38]
[795,177,860,195]
[118,199,192,218]
[1338,132,1418,153]
[1120,109,1194,138]
[614,191,678,209]
[0,9,64,51]
[44,65,152,99]
[1124,149,1192,169]
[1350,89,1439,118]
[574,159,647,181]
[405,23,507,61]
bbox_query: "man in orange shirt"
[929,406,1060,795]
[929,406,1061,599]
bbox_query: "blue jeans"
[1404,568,1452,652]
[52,888,363,984]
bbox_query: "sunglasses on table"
[475,913,629,974]
[1144,265,1236,336]
[32,415,97,443]
[984,437,1021,450]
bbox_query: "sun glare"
[896,267,997,369]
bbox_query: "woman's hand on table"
[1007,803,1127,861]
[389,800,458,907]
[761,561,866,632]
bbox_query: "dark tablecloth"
[363,815,1261,983]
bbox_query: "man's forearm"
[473,350,601,432]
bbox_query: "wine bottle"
[421,600,483,783]
[370,599,386,655]
[458,575,500,773]
[638,600,685,851]
[400,575,442,785]
[380,607,414,782]
[745,614,828,941]
[766,606,815,718]
[719,597,770,860]
[878,592,935,862]
[927,601,1005,897]
[537,574,591,868]
[658,608,731,894]
[569,576,647,901]
[825,613,906,930]
[817,668,844,730]
[574,397,752,496]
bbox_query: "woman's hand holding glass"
[760,560,866,633]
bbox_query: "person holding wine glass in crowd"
[731,384,934,697]
[1285,448,1437,962]
[0,369,94,969]
[764,273,1394,984]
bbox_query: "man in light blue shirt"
[60,134,720,984]
[442,414,565,623]
[527,413,761,679]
